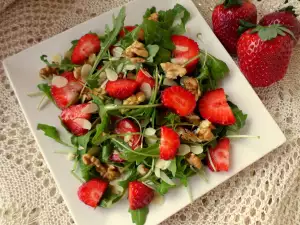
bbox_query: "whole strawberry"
[237,25,294,87]
[259,7,300,46]
[212,0,257,54]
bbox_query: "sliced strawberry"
[128,181,154,210]
[207,138,230,172]
[114,119,141,150]
[159,126,180,160]
[136,69,155,88]
[119,26,144,40]
[71,33,101,65]
[171,35,200,73]
[109,150,125,163]
[198,88,236,125]
[60,103,93,136]
[78,178,108,208]
[51,71,83,109]
[161,86,196,116]
[105,79,139,100]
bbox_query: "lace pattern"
[0,0,300,224]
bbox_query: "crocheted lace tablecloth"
[0,0,300,224]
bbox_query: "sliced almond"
[112,47,124,58]
[190,145,203,154]
[51,76,68,88]
[137,164,148,176]
[123,64,136,71]
[73,67,82,79]
[87,53,96,65]
[177,144,191,156]
[105,68,118,81]
[155,159,171,170]
[100,79,109,89]
[171,57,188,65]
[154,167,161,178]
[144,128,156,136]
[140,82,152,99]
[81,64,92,81]
[73,118,92,130]
[175,45,189,52]
[163,78,178,86]
[160,171,175,185]
[81,103,98,114]
[52,54,62,64]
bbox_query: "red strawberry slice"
[60,103,93,136]
[159,126,180,160]
[78,178,108,208]
[136,69,155,88]
[207,138,230,172]
[128,181,154,210]
[51,71,83,109]
[171,35,200,73]
[199,88,236,125]
[71,33,101,65]
[105,79,139,100]
[161,86,196,116]
[119,26,144,40]
[114,119,141,150]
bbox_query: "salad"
[34,4,248,225]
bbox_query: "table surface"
[0,0,300,225]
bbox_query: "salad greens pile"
[34,4,248,225]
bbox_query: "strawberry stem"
[223,0,243,8]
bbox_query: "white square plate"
[3,0,286,224]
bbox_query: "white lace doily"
[0,0,300,225]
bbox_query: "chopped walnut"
[121,92,146,113]
[39,66,58,79]
[185,153,202,169]
[86,53,96,65]
[160,62,187,79]
[181,77,201,100]
[148,12,159,21]
[177,127,202,143]
[82,154,120,181]
[184,114,201,126]
[124,41,148,63]
[195,120,215,141]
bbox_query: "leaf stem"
[27,91,44,97]
[105,104,162,111]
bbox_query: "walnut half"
[39,66,58,79]
[160,62,187,79]
[186,152,202,169]
[124,41,149,63]
[181,77,201,100]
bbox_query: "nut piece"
[195,120,214,141]
[82,154,120,181]
[82,87,106,102]
[39,66,58,79]
[148,12,159,21]
[160,62,187,79]
[124,41,149,63]
[181,77,201,100]
[177,127,202,143]
[121,92,146,113]
[184,114,201,126]
[185,152,202,169]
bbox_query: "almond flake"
[190,145,204,154]
[171,57,188,65]
[160,171,175,185]
[140,82,152,99]
[144,128,156,136]
[105,68,118,81]
[111,47,124,58]
[81,103,98,114]
[52,54,62,64]
[163,78,178,86]
[73,118,92,130]
[155,159,171,170]
[51,76,68,88]
[81,64,92,81]
[177,144,191,156]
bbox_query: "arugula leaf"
[158,180,174,195]
[118,169,138,189]
[37,83,53,102]
[100,187,123,208]
[37,124,70,147]
[154,47,171,64]
[227,102,247,134]
[146,45,160,63]
[111,138,159,163]
[101,143,113,163]
[71,130,95,153]
[129,207,149,225]
[40,55,78,72]
[88,7,126,82]
[119,26,143,49]
[143,7,156,19]
[168,158,177,177]
[169,4,191,35]
[79,162,93,181]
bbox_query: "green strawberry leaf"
[252,24,296,41]
[223,0,243,8]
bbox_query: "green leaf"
[224,0,243,8]
[37,124,70,147]
[170,4,191,35]
[252,24,296,41]
[129,207,149,225]
[40,55,78,72]
[119,25,143,49]
[238,20,257,35]
[79,161,93,181]
[143,7,156,19]
[88,7,126,83]
[154,47,171,64]
[205,53,229,80]
[101,143,113,163]
[146,44,160,62]
[227,102,248,134]
[168,158,177,177]
[100,186,123,208]
[37,83,53,102]
[158,180,174,195]
[118,169,138,189]
[71,130,95,153]
[111,138,159,163]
